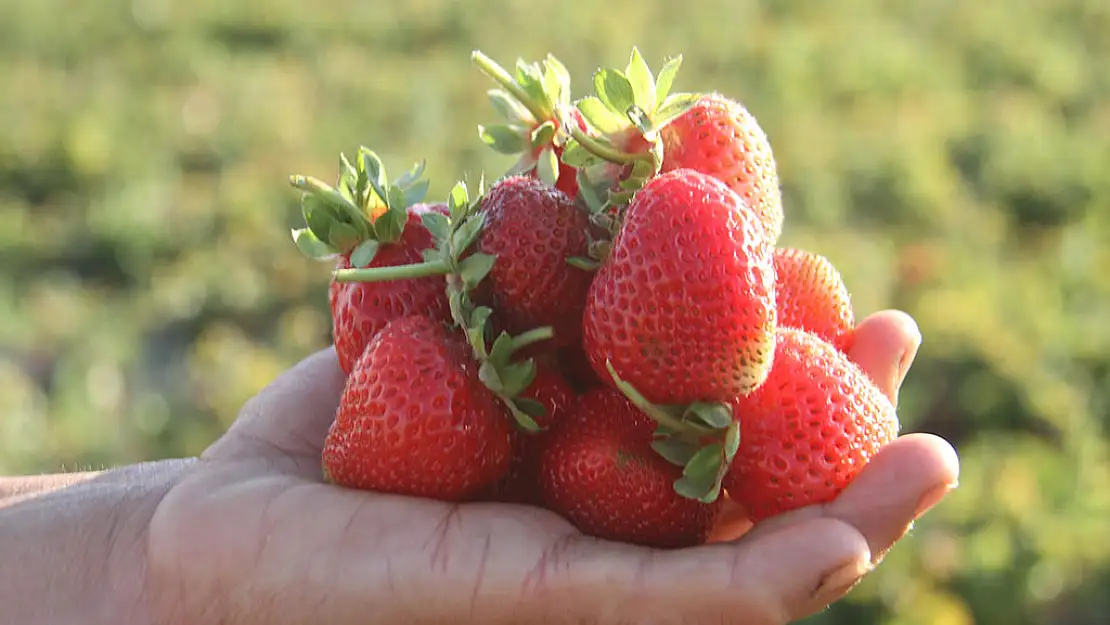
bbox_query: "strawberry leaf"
[487,88,533,122]
[684,402,734,429]
[653,56,683,108]
[566,256,601,271]
[724,421,741,463]
[403,179,430,207]
[536,147,560,187]
[488,332,515,371]
[421,212,451,241]
[349,239,380,268]
[447,182,470,220]
[328,223,363,253]
[654,93,701,128]
[625,47,656,112]
[531,121,557,149]
[515,397,547,419]
[469,306,493,331]
[291,227,336,261]
[576,97,629,135]
[478,360,504,393]
[498,360,537,398]
[359,147,389,205]
[451,214,485,254]
[675,443,726,503]
[651,438,700,467]
[480,124,528,155]
[394,160,427,189]
[459,252,496,289]
[594,69,636,117]
[509,400,544,432]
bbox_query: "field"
[2,0,1109,623]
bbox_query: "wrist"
[0,458,196,625]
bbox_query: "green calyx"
[289,147,431,267]
[560,47,701,220]
[471,50,575,190]
[396,178,555,432]
[604,361,740,504]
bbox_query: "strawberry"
[478,363,577,505]
[561,48,783,245]
[472,51,590,199]
[582,168,778,406]
[327,203,451,373]
[472,175,594,348]
[289,150,450,374]
[321,314,515,501]
[333,174,595,352]
[772,247,856,352]
[723,328,899,523]
[652,94,783,242]
[537,387,722,548]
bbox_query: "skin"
[0,309,959,625]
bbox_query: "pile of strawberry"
[287,48,900,549]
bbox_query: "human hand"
[143,309,959,625]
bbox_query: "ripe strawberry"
[537,387,722,548]
[582,168,777,405]
[321,314,515,501]
[723,328,899,523]
[772,247,855,352]
[653,94,783,242]
[472,51,590,198]
[290,150,451,374]
[327,203,451,373]
[478,363,577,505]
[563,49,783,244]
[473,175,594,348]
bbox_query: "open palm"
[145,310,958,625]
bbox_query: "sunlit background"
[2,1,1108,623]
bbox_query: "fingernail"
[813,560,873,601]
[914,482,956,519]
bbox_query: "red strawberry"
[537,387,722,548]
[328,202,451,373]
[723,328,899,523]
[473,176,594,348]
[472,51,590,199]
[479,363,577,505]
[564,49,782,244]
[582,168,778,405]
[772,247,855,352]
[290,151,451,374]
[653,94,783,242]
[321,315,515,501]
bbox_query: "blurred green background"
[2,0,1108,623]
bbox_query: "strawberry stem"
[509,327,554,352]
[568,125,655,168]
[333,260,450,283]
[603,360,713,436]
[471,50,550,122]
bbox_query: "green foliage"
[1,0,1108,623]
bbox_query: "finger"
[210,346,347,460]
[847,309,922,405]
[743,433,959,566]
[560,517,872,624]
[824,433,958,562]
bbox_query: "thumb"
[564,517,872,624]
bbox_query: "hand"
[144,310,959,625]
